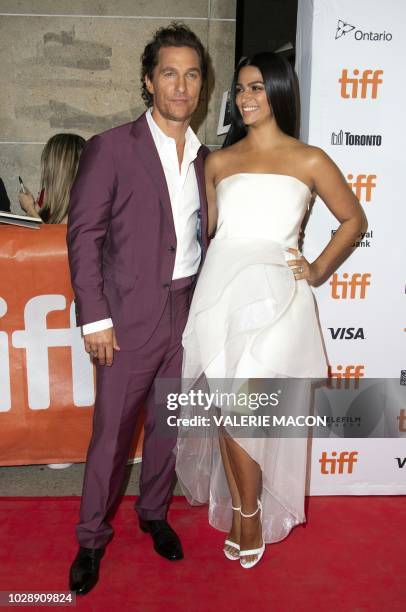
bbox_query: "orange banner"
[0,225,143,465]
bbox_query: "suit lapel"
[130,113,175,234]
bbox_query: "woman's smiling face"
[235,65,272,127]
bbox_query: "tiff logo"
[346,174,376,203]
[330,273,371,299]
[397,409,406,432]
[319,451,359,474]
[327,365,365,389]
[0,295,95,412]
[395,458,406,468]
[339,69,383,99]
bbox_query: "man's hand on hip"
[84,328,120,366]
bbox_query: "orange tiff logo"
[319,451,359,474]
[346,174,376,202]
[327,365,365,389]
[398,409,406,432]
[330,273,371,299]
[339,69,383,98]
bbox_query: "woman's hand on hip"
[286,248,319,286]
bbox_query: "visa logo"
[328,327,365,340]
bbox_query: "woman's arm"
[297,148,367,286]
[204,152,220,238]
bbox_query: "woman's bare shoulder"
[205,142,243,172]
[286,140,333,174]
[294,140,329,162]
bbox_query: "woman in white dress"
[175,52,366,568]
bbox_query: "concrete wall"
[0,1,236,213]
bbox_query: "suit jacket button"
[163,283,170,289]
[168,246,175,252]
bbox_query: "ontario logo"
[335,19,392,42]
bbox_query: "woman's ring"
[298,265,304,273]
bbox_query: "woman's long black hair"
[223,52,298,148]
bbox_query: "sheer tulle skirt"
[175,238,327,543]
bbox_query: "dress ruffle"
[176,237,327,543]
[183,238,326,381]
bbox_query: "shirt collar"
[146,107,201,160]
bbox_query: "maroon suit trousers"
[76,279,192,548]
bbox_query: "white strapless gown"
[175,173,328,543]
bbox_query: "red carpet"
[0,496,405,611]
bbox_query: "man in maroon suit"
[67,23,209,595]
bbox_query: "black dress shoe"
[69,546,105,595]
[139,519,184,560]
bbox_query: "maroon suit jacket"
[67,112,209,350]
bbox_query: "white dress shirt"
[82,109,202,335]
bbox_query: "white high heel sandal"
[223,505,241,560]
[239,500,265,569]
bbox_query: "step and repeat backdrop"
[0,226,143,465]
[296,0,406,493]
[0,0,404,496]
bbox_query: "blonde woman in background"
[19,132,85,471]
[19,133,85,224]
